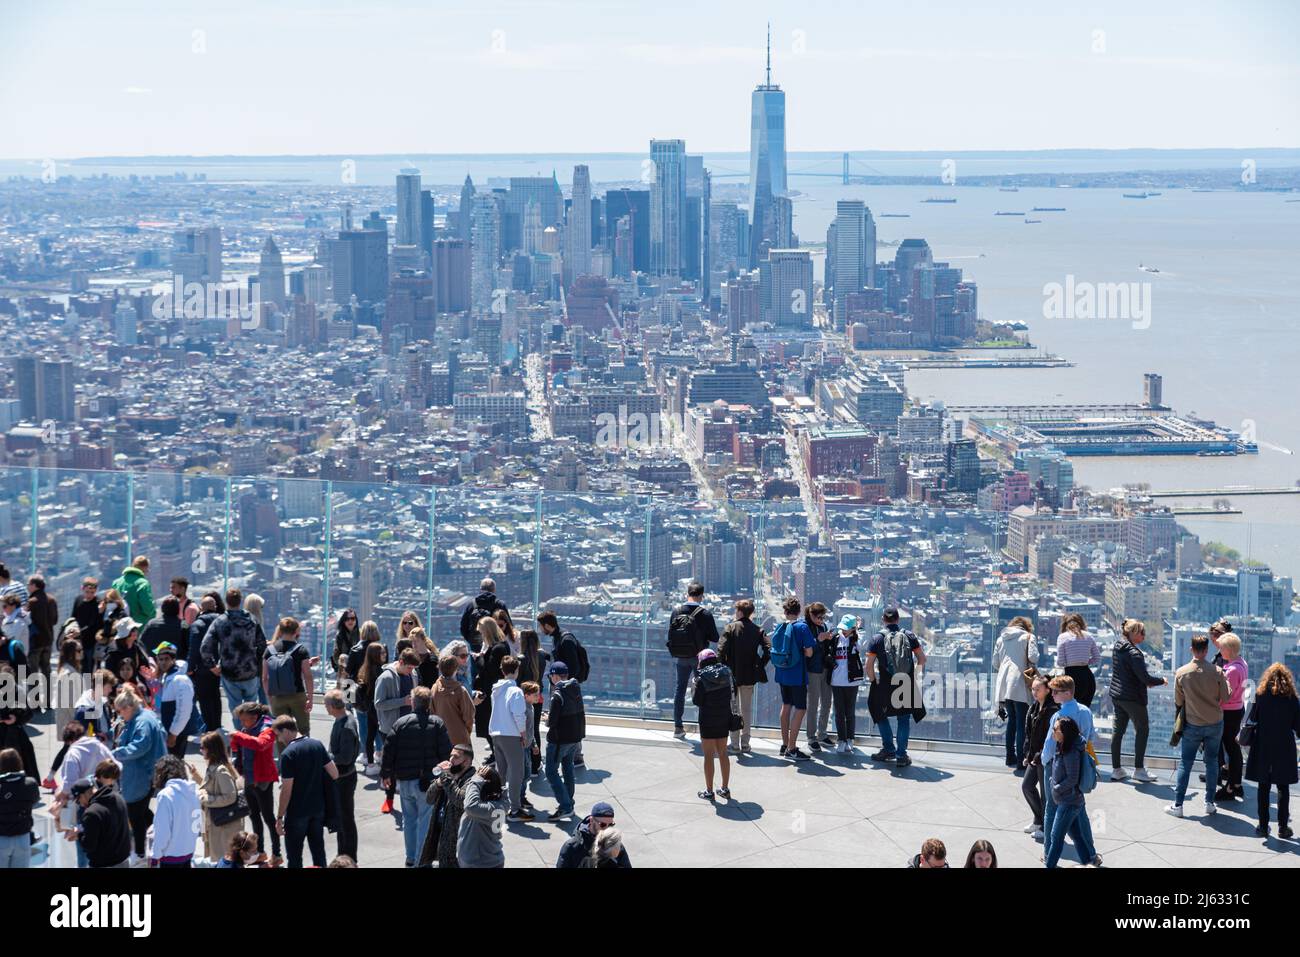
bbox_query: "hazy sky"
[2,0,1296,158]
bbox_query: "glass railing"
[10,464,1297,763]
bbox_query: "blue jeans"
[1043,757,1097,863]
[1175,719,1224,806]
[1044,801,1095,868]
[878,713,911,757]
[1005,700,1029,762]
[545,741,579,813]
[0,833,29,868]
[398,778,432,865]
[672,657,696,728]
[356,710,369,759]
[220,675,261,721]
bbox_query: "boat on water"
[1123,192,1149,199]
[1032,207,1066,212]
[922,197,957,203]
[1138,263,1160,273]
[1024,218,1042,224]
[995,211,1025,216]
[999,187,1019,192]
[1147,191,1163,196]
[879,213,910,218]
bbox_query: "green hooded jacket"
[112,566,156,623]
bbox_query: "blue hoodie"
[112,706,167,802]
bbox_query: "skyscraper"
[458,175,476,242]
[470,195,501,315]
[748,25,787,267]
[605,189,650,273]
[763,249,814,327]
[257,235,287,311]
[564,164,592,285]
[16,357,76,423]
[830,200,875,327]
[650,139,686,278]
[395,168,422,247]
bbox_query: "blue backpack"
[769,622,798,671]
[1077,740,1099,794]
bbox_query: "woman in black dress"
[692,647,735,801]
[1245,662,1300,839]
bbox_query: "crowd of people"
[0,560,1296,870]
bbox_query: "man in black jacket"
[459,578,509,650]
[556,801,631,869]
[25,575,58,682]
[544,661,585,819]
[381,685,452,867]
[665,580,720,738]
[76,761,131,868]
[187,594,224,732]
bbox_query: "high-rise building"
[457,175,476,242]
[605,189,650,273]
[830,200,875,327]
[395,168,422,247]
[172,225,221,284]
[505,175,562,251]
[748,25,787,266]
[1143,372,1163,409]
[332,226,388,304]
[724,272,761,334]
[432,239,471,314]
[684,156,711,283]
[470,195,501,315]
[564,165,593,285]
[257,235,287,311]
[649,139,686,278]
[16,357,76,423]
[113,303,138,345]
[762,249,813,327]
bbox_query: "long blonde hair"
[397,611,423,647]
[478,616,503,647]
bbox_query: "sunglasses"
[594,819,615,829]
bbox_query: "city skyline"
[2,0,1298,159]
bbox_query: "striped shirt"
[1055,632,1101,668]
[0,580,29,608]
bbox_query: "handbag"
[1237,703,1258,748]
[728,711,744,732]
[210,792,249,826]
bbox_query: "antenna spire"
[765,22,771,86]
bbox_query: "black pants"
[832,685,859,741]
[364,703,378,763]
[168,735,189,758]
[126,796,153,857]
[531,701,543,773]
[1257,770,1291,828]
[284,814,326,869]
[336,771,358,861]
[192,671,223,732]
[245,780,280,857]
[1221,709,1244,789]
[1111,699,1149,769]
[1022,761,1045,826]
[1065,666,1096,707]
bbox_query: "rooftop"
[27,707,1300,869]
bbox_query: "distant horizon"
[8,147,1300,164]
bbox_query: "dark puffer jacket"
[1108,638,1163,704]
[380,711,453,782]
[0,770,38,837]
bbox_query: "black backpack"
[560,632,591,683]
[666,605,706,658]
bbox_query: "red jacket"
[230,719,279,784]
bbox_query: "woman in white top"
[828,615,868,754]
[993,616,1037,768]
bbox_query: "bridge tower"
[842,152,850,185]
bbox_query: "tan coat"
[199,763,244,860]
[431,676,475,746]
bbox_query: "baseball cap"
[153,641,178,657]
[590,801,615,819]
[547,661,570,676]
[882,607,900,622]
[839,614,858,632]
[114,618,140,640]
[70,777,96,798]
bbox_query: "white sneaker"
[364,763,379,775]
[1031,829,1044,842]
[1110,767,1129,781]
[1166,804,1184,818]
[839,741,851,754]
[1205,801,1217,816]
[1023,823,1039,833]
[1133,767,1158,783]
